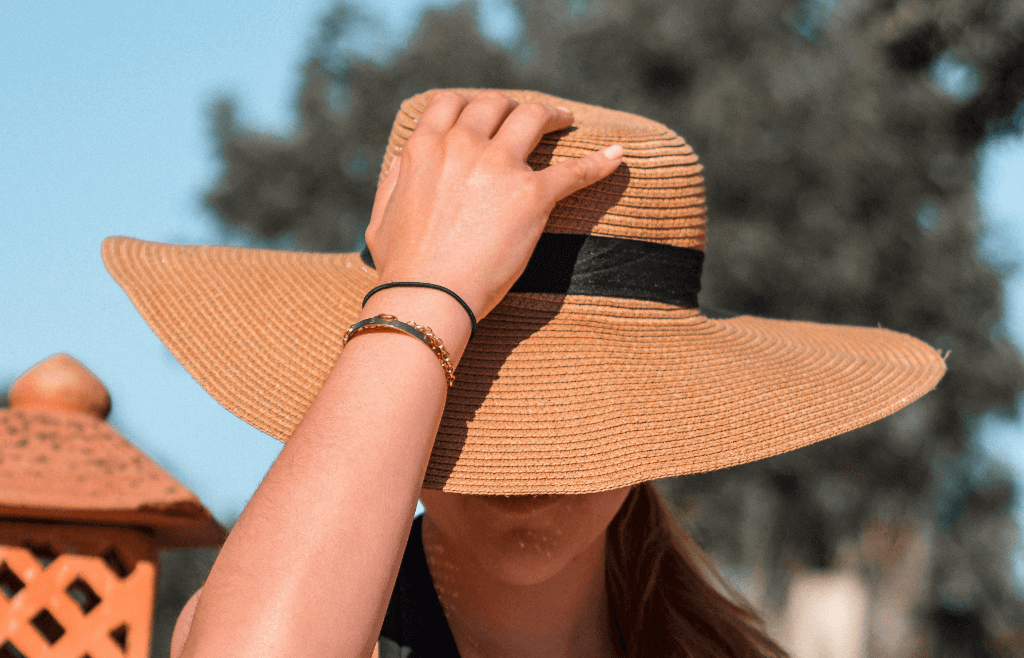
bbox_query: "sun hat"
[102,89,946,495]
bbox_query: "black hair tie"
[362,282,477,340]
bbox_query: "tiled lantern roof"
[0,354,226,548]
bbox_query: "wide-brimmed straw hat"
[102,89,946,495]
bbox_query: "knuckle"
[571,159,593,184]
[402,134,429,158]
[445,127,479,149]
[517,102,550,121]
[429,90,464,107]
[407,126,443,148]
[475,89,510,106]
[444,124,483,148]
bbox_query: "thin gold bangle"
[343,314,455,387]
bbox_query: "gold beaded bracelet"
[342,314,455,387]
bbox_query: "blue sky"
[1,0,469,523]
[2,0,1021,548]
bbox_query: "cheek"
[421,488,631,587]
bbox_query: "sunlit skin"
[419,487,632,658]
[169,91,626,658]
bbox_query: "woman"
[103,90,946,657]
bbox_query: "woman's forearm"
[174,91,621,658]
[179,289,471,658]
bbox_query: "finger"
[414,91,470,136]
[450,90,518,140]
[367,156,402,237]
[491,102,574,161]
[538,144,623,202]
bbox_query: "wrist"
[363,282,477,340]
[359,286,473,366]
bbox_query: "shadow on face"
[419,487,632,588]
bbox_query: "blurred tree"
[204,0,1024,653]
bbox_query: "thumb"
[367,156,402,236]
[538,145,623,203]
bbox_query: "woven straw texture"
[102,89,946,494]
[384,90,708,251]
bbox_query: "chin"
[420,487,632,587]
[484,522,597,586]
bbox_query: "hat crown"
[382,89,708,252]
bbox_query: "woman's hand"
[364,90,623,322]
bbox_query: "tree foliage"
[204,0,1024,652]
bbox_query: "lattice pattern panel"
[0,538,156,658]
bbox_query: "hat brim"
[102,237,946,494]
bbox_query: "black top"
[378,515,462,658]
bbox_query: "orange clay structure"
[0,355,226,658]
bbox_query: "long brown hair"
[605,483,788,658]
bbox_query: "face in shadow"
[419,487,632,588]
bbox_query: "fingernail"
[557,105,573,114]
[603,144,623,159]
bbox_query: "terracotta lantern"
[0,355,226,658]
